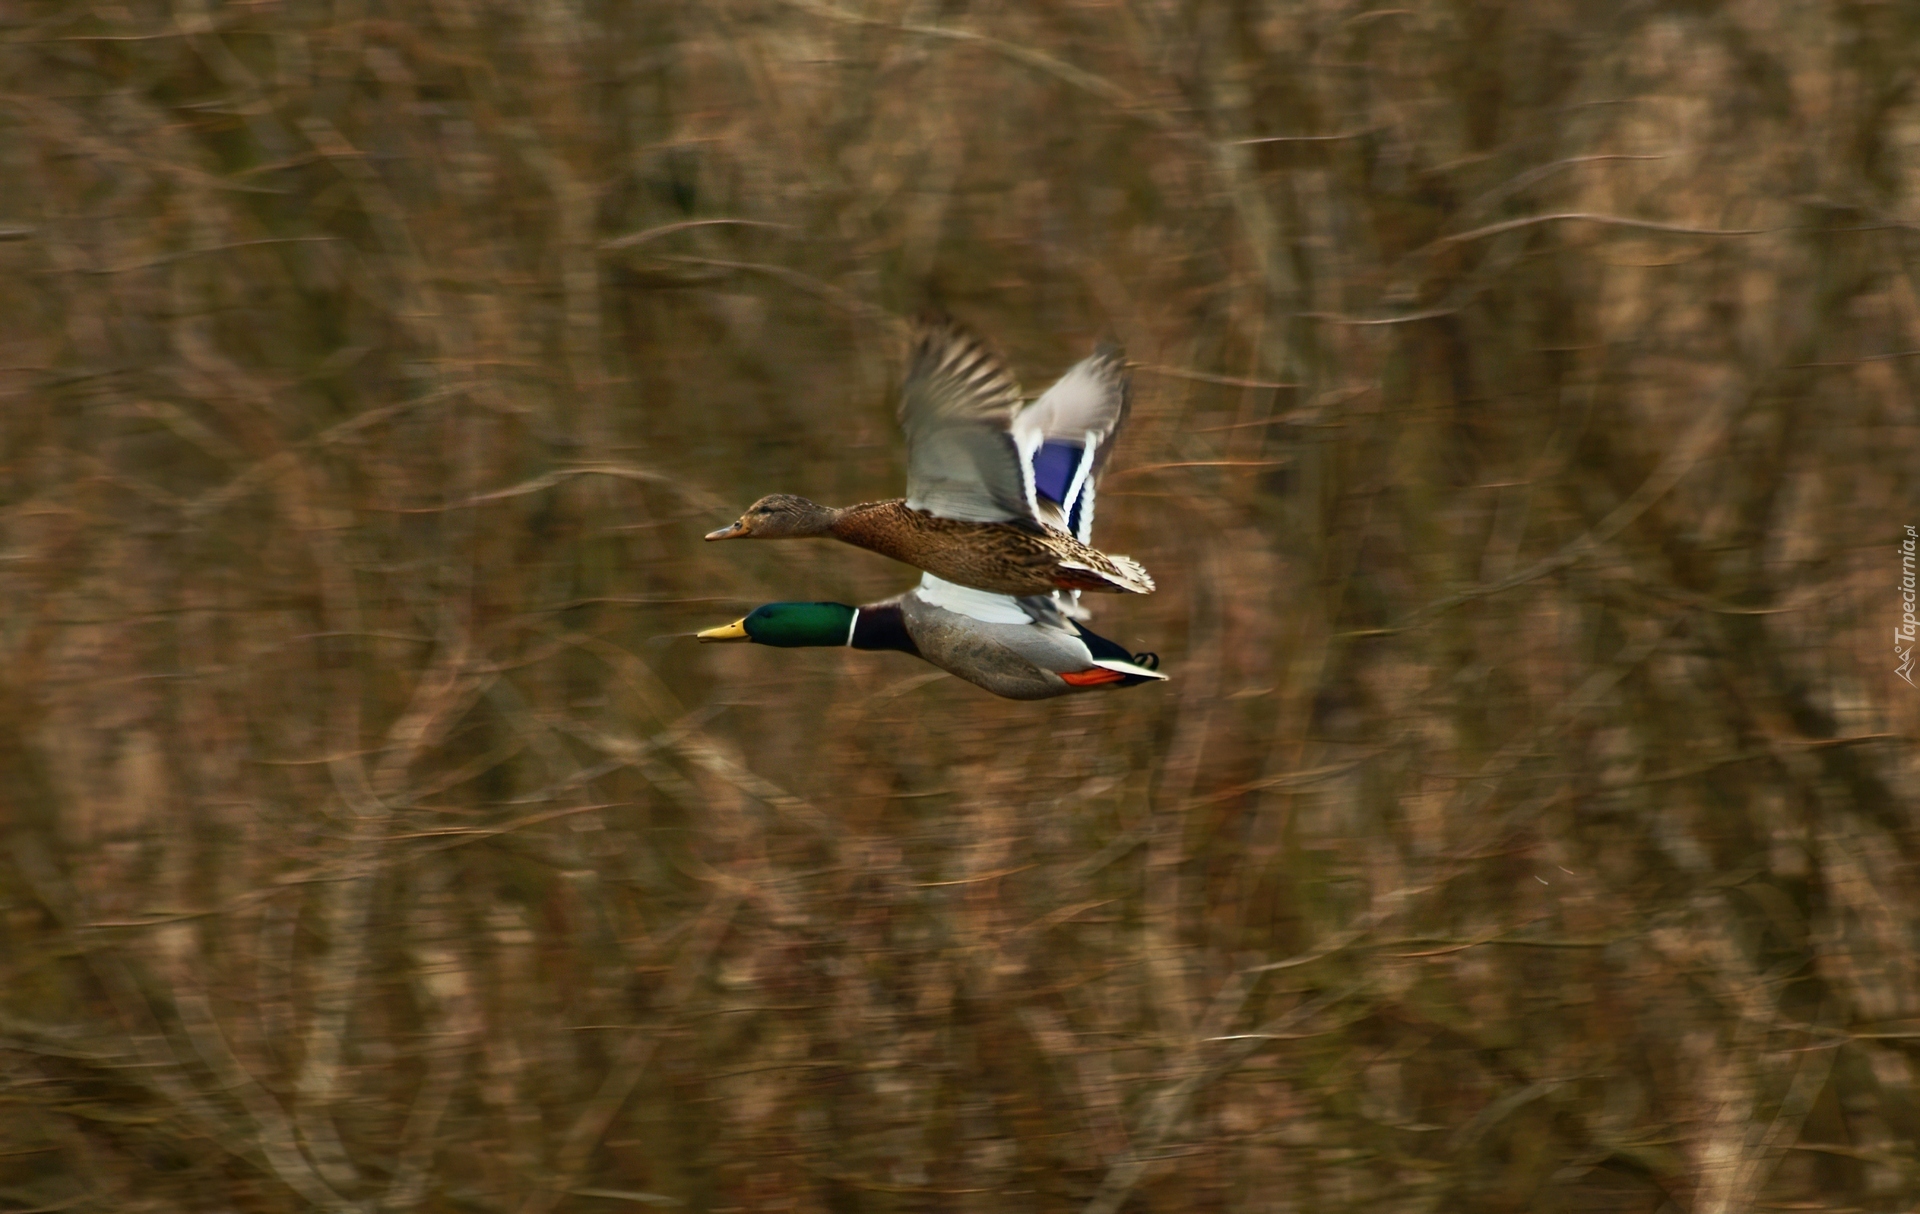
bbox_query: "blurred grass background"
[3,0,1919,1210]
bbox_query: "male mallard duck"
[705,321,1155,597]
[696,574,1164,700]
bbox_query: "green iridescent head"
[697,602,856,648]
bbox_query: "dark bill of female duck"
[695,575,1165,701]
[701,322,1154,598]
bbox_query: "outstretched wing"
[1011,342,1129,543]
[898,322,1038,525]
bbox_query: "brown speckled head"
[704,494,842,541]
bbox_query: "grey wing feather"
[898,323,1037,524]
[987,612,1097,672]
[1017,342,1130,464]
[901,583,1096,682]
[1013,594,1065,625]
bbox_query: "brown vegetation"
[3,1,1918,1210]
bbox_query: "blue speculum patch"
[1032,441,1084,509]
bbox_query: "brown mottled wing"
[897,322,1038,526]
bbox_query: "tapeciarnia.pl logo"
[1900,525,1917,687]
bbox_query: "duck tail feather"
[1091,657,1168,681]
[1054,558,1153,594]
[1055,553,1154,594]
[1105,553,1154,593]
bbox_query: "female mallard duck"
[705,321,1155,597]
[698,574,1164,700]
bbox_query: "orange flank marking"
[1060,668,1127,687]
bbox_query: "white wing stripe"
[1061,426,1099,540]
[1014,425,1043,519]
[1092,657,1167,680]
[916,574,1034,624]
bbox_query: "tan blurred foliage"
[2,0,1918,1210]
